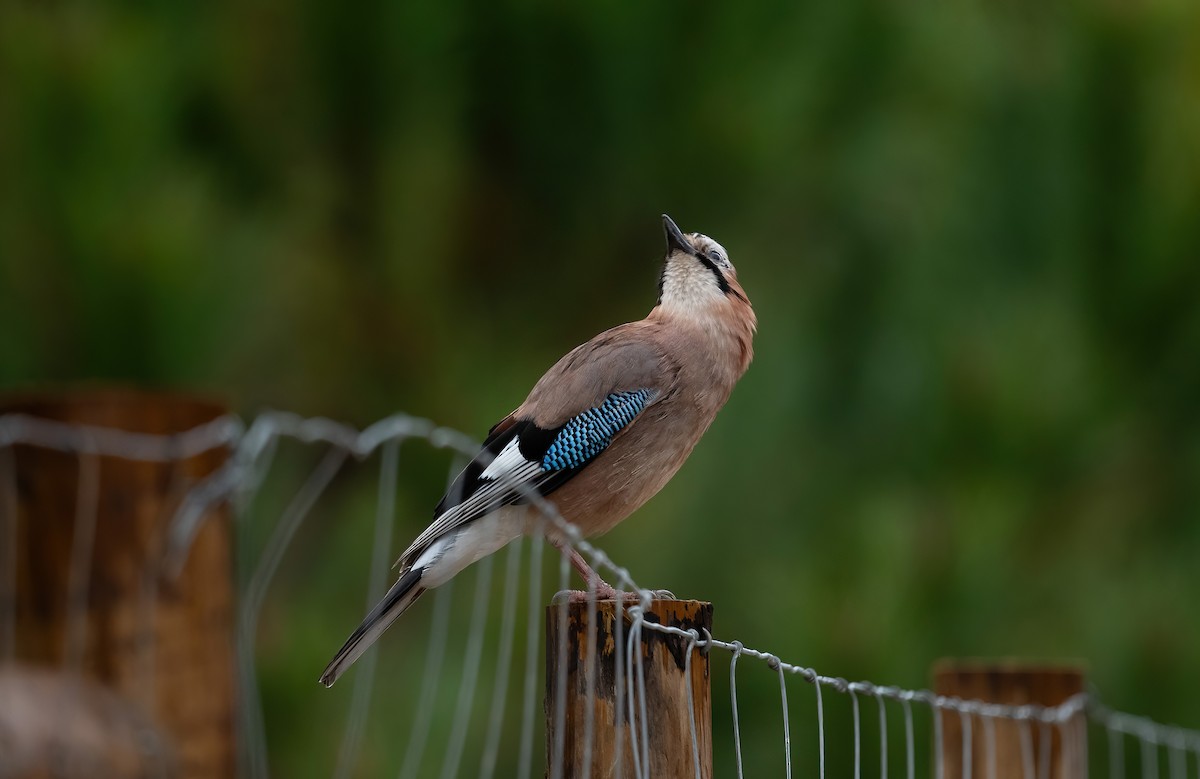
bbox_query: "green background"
[3,1,1199,776]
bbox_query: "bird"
[319,214,756,687]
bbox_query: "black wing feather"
[435,419,567,517]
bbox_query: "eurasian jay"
[319,214,755,687]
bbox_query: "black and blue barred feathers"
[542,390,652,471]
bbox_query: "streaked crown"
[657,214,749,313]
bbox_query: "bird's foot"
[552,587,678,604]
[548,541,678,603]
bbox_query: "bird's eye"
[709,250,726,266]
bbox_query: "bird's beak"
[662,214,694,256]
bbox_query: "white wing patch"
[480,436,535,481]
[397,434,542,567]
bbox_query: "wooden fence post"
[2,389,236,779]
[546,598,713,778]
[934,662,1087,779]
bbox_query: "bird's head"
[656,214,752,319]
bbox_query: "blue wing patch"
[541,389,652,471]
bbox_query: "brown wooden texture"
[2,389,235,779]
[934,662,1087,779]
[0,665,177,778]
[545,598,713,779]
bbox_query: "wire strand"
[7,410,1200,779]
[334,440,400,779]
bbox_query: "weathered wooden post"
[1,389,236,779]
[934,662,1087,779]
[0,665,177,777]
[546,598,713,778]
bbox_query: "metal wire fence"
[1,407,1197,778]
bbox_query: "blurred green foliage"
[2,0,1199,775]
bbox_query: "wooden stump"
[545,598,713,778]
[934,662,1087,779]
[1,389,236,779]
[0,665,177,778]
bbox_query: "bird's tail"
[319,567,426,687]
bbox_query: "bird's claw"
[551,587,679,605]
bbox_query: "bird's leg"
[553,541,618,599]
[550,540,675,603]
